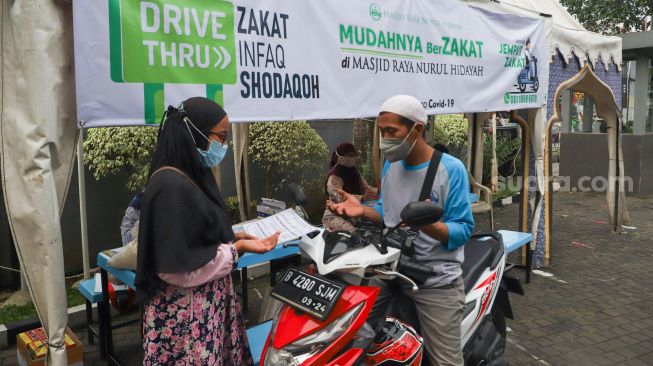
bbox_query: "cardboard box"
[16,326,83,366]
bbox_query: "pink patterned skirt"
[142,275,253,365]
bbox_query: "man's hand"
[416,199,449,243]
[235,231,280,254]
[235,231,258,241]
[327,189,365,218]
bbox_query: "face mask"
[335,151,357,168]
[184,117,229,168]
[337,156,357,167]
[380,125,417,162]
[197,141,228,168]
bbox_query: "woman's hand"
[235,231,280,254]
[234,231,258,240]
[327,189,365,218]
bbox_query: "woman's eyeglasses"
[208,132,229,146]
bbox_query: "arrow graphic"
[213,47,222,68]
[213,46,231,69]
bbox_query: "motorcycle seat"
[461,236,503,292]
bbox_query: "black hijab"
[325,142,364,195]
[135,97,235,301]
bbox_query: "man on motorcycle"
[327,95,474,366]
[524,38,534,80]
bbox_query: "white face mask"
[379,124,417,162]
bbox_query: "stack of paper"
[233,209,319,244]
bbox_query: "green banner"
[110,0,237,84]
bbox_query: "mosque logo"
[369,3,382,21]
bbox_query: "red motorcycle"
[261,201,522,365]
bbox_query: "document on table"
[232,209,319,244]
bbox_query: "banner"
[73,0,549,127]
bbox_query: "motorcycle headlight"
[263,302,364,365]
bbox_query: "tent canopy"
[466,0,622,68]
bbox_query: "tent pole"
[491,113,498,192]
[614,114,620,232]
[20,272,27,292]
[470,114,477,178]
[372,119,381,185]
[77,131,90,279]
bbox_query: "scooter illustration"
[517,55,538,93]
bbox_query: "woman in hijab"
[322,142,379,232]
[135,97,279,365]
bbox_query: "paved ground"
[497,192,653,366]
[1,191,652,365]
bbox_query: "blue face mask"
[197,141,228,168]
[183,116,229,168]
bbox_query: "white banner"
[73,0,549,127]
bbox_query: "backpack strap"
[418,149,442,201]
[150,166,200,191]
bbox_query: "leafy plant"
[0,280,86,324]
[433,114,469,160]
[482,135,522,184]
[83,126,158,192]
[249,121,329,197]
[0,304,36,325]
[359,162,377,188]
[623,120,634,134]
[494,184,522,201]
[225,196,257,224]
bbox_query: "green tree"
[83,126,158,192]
[559,0,652,34]
[433,114,469,160]
[249,121,329,197]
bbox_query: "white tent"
[465,0,626,267]
[466,0,622,68]
[1,1,77,364]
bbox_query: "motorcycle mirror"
[400,201,443,227]
[288,183,307,206]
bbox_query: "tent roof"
[464,0,623,69]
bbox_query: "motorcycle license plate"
[271,268,344,321]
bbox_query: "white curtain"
[1,0,77,364]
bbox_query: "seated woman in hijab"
[322,142,379,233]
[135,97,279,365]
